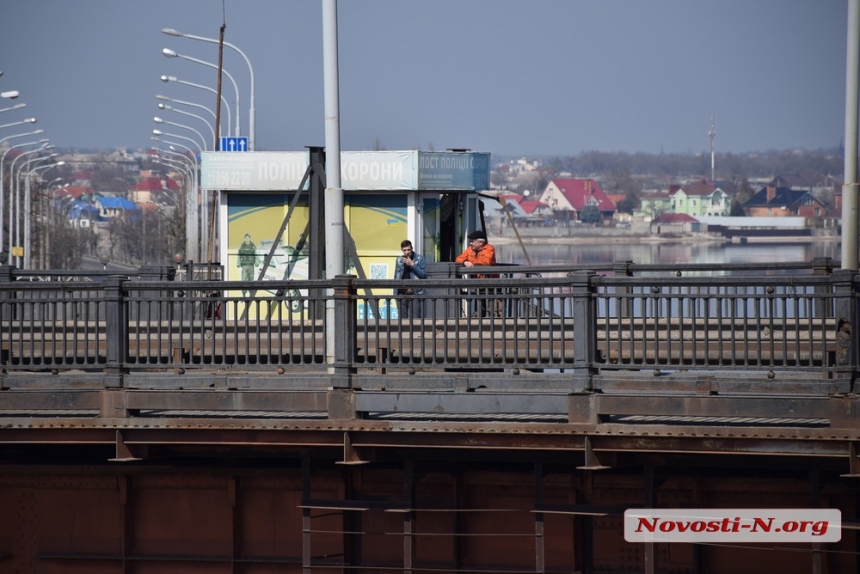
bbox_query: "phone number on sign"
[206,171,251,188]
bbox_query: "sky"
[0,0,852,157]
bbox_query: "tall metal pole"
[323,0,344,366]
[708,116,716,183]
[211,23,227,272]
[842,0,860,270]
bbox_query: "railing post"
[570,270,597,391]
[812,256,833,319]
[0,264,15,322]
[613,260,634,318]
[832,269,858,385]
[104,275,128,387]
[425,262,461,319]
[331,274,356,387]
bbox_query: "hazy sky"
[0,1,851,156]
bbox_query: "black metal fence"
[0,259,854,383]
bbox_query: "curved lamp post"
[152,136,201,261]
[0,117,36,130]
[157,102,215,147]
[38,176,65,269]
[0,103,25,115]
[0,128,43,146]
[154,146,195,171]
[160,75,231,137]
[162,28,255,150]
[154,116,208,151]
[24,160,64,268]
[154,154,193,182]
[151,129,202,155]
[9,144,53,265]
[156,94,216,122]
[0,136,48,253]
[152,154,197,256]
[153,155,194,196]
[162,48,241,140]
[152,146,196,187]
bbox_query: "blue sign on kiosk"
[219,137,249,152]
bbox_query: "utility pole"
[842,0,859,270]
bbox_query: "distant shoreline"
[488,229,840,246]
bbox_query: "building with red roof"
[54,185,96,200]
[130,176,180,204]
[537,178,616,222]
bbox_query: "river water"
[495,238,843,267]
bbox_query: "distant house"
[130,176,180,204]
[674,180,731,217]
[67,200,100,228]
[652,213,701,233]
[742,184,827,218]
[518,199,554,226]
[538,178,616,222]
[637,190,673,219]
[637,181,730,219]
[54,185,96,201]
[96,196,140,220]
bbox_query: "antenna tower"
[708,116,716,182]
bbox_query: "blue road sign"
[219,137,249,152]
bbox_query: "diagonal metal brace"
[337,431,374,465]
[577,435,615,470]
[108,430,145,462]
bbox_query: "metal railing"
[0,259,854,384]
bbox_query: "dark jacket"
[393,252,427,294]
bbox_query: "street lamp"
[9,144,53,265]
[151,129,202,155]
[162,28,255,150]
[158,103,215,146]
[1,91,19,100]
[153,156,194,198]
[160,75,231,137]
[157,101,216,146]
[0,117,36,130]
[0,128,43,146]
[24,161,65,268]
[151,137,201,261]
[0,136,48,253]
[154,116,208,151]
[154,154,193,181]
[154,145,195,168]
[156,94,216,122]
[162,48,241,140]
[0,103,25,115]
[152,147,196,189]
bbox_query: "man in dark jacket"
[393,239,426,318]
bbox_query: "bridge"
[0,258,857,574]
